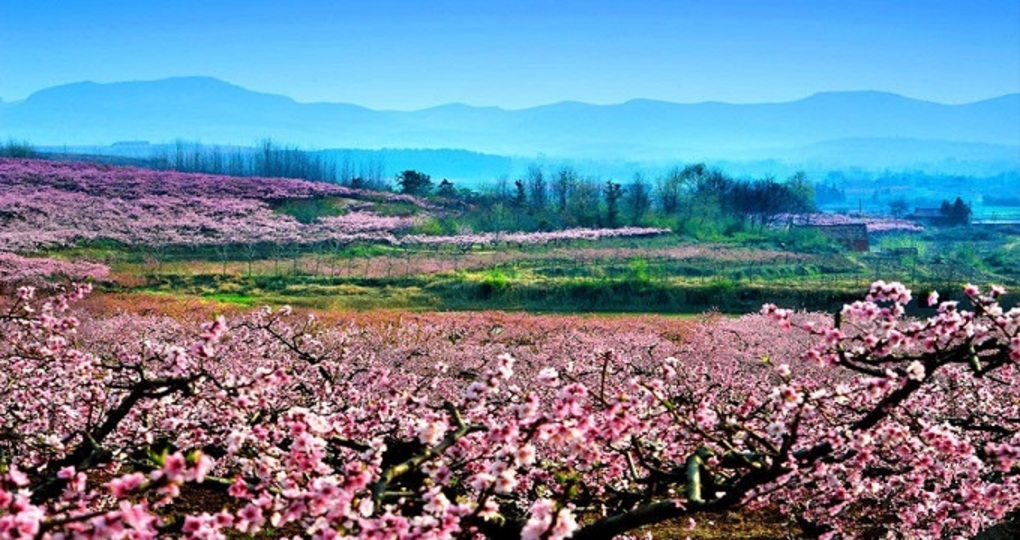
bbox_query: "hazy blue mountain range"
[2,77,1018,171]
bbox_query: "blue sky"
[2,0,1018,110]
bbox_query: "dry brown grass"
[80,291,245,321]
[637,509,801,539]
[80,290,699,340]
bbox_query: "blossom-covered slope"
[0,159,428,251]
[0,159,668,253]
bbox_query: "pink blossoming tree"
[0,280,1016,538]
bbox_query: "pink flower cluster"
[400,227,671,248]
[775,212,925,233]
[0,252,108,289]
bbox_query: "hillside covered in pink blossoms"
[0,159,669,253]
[0,159,421,251]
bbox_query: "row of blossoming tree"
[0,265,1017,537]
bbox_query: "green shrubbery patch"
[268,197,349,224]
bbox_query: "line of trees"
[150,140,344,184]
[0,139,38,158]
[76,139,390,190]
[405,163,815,236]
[2,139,397,189]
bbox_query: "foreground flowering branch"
[0,281,1017,538]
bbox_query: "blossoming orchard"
[0,267,1016,538]
[0,158,1017,538]
[0,160,667,252]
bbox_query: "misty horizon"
[5,75,1018,111]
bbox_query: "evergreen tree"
[396,170,433,196]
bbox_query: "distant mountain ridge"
[2,77,1018,167]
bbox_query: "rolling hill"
[2,77,1018,169]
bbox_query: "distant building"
[795,223,869,251]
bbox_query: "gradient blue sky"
[2,0,1018,110]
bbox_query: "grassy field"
[47,229,1018,315]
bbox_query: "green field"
[48,228,1018,315]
